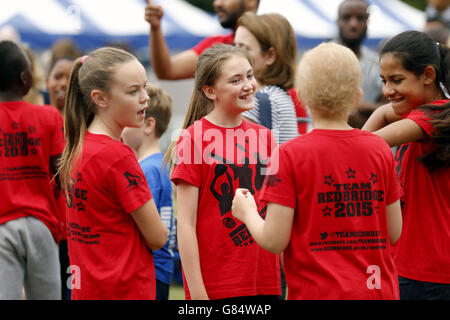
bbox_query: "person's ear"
[264,47,277,67]
[143,117,156,135]
[20,70,33,93]
[19,70,33,96]
[91,89,109,109]
[356,87,363,105]
[202,85,216,101]
[423,66,437,86]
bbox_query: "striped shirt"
[243,85,298,144]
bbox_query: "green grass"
[169,284,185,300]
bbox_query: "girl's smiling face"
[205,55,256,115]
[380,53,428,115]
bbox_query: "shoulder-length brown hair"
[236,12,297,90]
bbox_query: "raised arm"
[361,103,401,132]
[131,198,168,250]
[176,182,209,299]
[145,0,198,80]
[362,103,425,147]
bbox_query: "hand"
[232,188,257,223]
[145,0,164,29]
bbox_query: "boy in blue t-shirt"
[122,84,176,300]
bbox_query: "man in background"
[334,0,385,129]
[145,0,259,80]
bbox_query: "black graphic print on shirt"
[314,168,388,253]
[394,144,409,209]
[0,121,46,181]
[209,141,269,247]
[265,166,390,253]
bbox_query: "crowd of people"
[0,0,449,301]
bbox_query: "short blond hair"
[145,84,172,138]
[296,43,362,116]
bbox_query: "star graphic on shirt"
[30,147,38,155]
[324,174,334,186]
[28,125,36,133]
[76,201,85,212]
[11,121,19,130]
[345,168,356,179]
[369,173,378,184]
[322,205,332,217]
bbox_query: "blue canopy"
[0,0,425,53]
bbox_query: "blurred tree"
[400,0,427,10]
[185,0,427,12]
[185,0,214,13]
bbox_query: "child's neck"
[310,110,353,130]
[427,85,446,103]
[0,92,22,102]
[205,108,242,128]
[88,116,123,141]
[136,139,161,162]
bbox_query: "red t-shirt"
[67,132,154,300]
[171,118,281,300]
[0,101,64,242]
[287,88,308,135]
[260,129,401,300]
[391,99,450,284]
[191,33,234,56]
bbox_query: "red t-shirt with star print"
[67,132,154,300]
[0,101,64,242]
[260,129,402,300]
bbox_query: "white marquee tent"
[0,0,425,53]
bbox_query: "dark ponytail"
[418,102,450,171]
